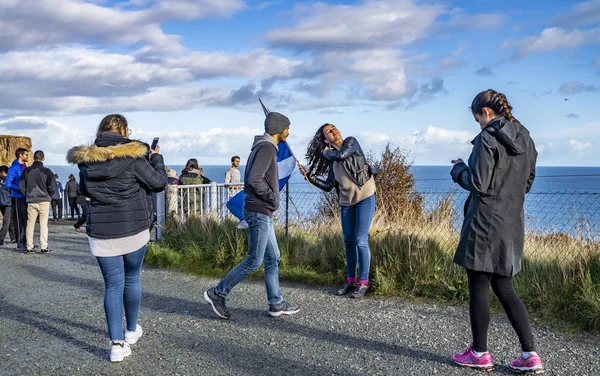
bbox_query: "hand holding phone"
[150,137,159,154]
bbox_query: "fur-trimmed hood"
[67,140,149,165]
[67,133,151,180]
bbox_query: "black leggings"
[466,269,535,353]
[74,202,89,230]
[69,197,80,218]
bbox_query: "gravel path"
[0,220,598,375]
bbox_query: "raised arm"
[323,137,360,161]
[135,154,168,192]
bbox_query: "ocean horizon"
[46,165,600,194]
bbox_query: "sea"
[45,165,600,233]
[47,165,600,193]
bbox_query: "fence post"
[63,195,68,219]
[285,181,289,237]
[210,182,218,214]
[155,191,165,240]
[166,185,178,223]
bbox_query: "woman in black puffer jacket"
[67,114,167,363]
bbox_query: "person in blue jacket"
[5,148,29,250]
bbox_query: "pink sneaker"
[452,344,494,371]
[509,352,544,374]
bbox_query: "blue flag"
[226,141,296,221]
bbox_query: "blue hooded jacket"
[5,159,26,199]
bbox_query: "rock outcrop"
[0,135,33,166]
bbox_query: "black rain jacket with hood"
[450,117,537,276]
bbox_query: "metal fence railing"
[167,184,600,263]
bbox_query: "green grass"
[146,216,600,331]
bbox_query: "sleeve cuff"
[450,162,469,182]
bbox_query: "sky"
[0,0,599,166]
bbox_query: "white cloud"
[0,115,261,165]
[266,0,444,50]
[0,47,307,115]
[514,27,600,58]
[342,49,414,100]
[568,139,593,155]
[558,81,599,94]
[0,0,246,52]
[174,49,306,78]
[438,41,469,70]
[0,117,91,163]
[359,125,476,164]
[553,0,600,27]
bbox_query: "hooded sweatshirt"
[243,134,279,216]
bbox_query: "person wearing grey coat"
[65,175,80,219]
[450,90,544,374]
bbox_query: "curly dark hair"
[306,123,333,176]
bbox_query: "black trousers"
[51,198,63,220]
[68,197,80,218]
[0,205,15,242]
[74,202,89,230]
[11,197,27,246]
[466,268,535,353]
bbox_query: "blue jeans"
[340,194,375,281]
[215,210,283,305]
[96,245,146,341]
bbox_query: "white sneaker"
[125,324,143,345]
[110,340,131,362]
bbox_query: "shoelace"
[221,297,230,310]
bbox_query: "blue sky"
[0,0,598,166]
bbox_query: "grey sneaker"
[335,281,356,296]
[350,284,369,299]
[40,248,51,254]
[268,300,300,317]
[203,288,231,319]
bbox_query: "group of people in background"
[0,149,56,252]
[0,152,93,250]
[1,89,544,374]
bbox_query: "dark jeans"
[74,202,89,229]
[68,197,80,218]
[96,245,147,341]
[0,205,15,242]
[11,197,27,247]
[51,198,63,220]
[340,194,376,282]
[466,268,535,353]
[215,210,283,305]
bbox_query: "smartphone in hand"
[150,137,159,151]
